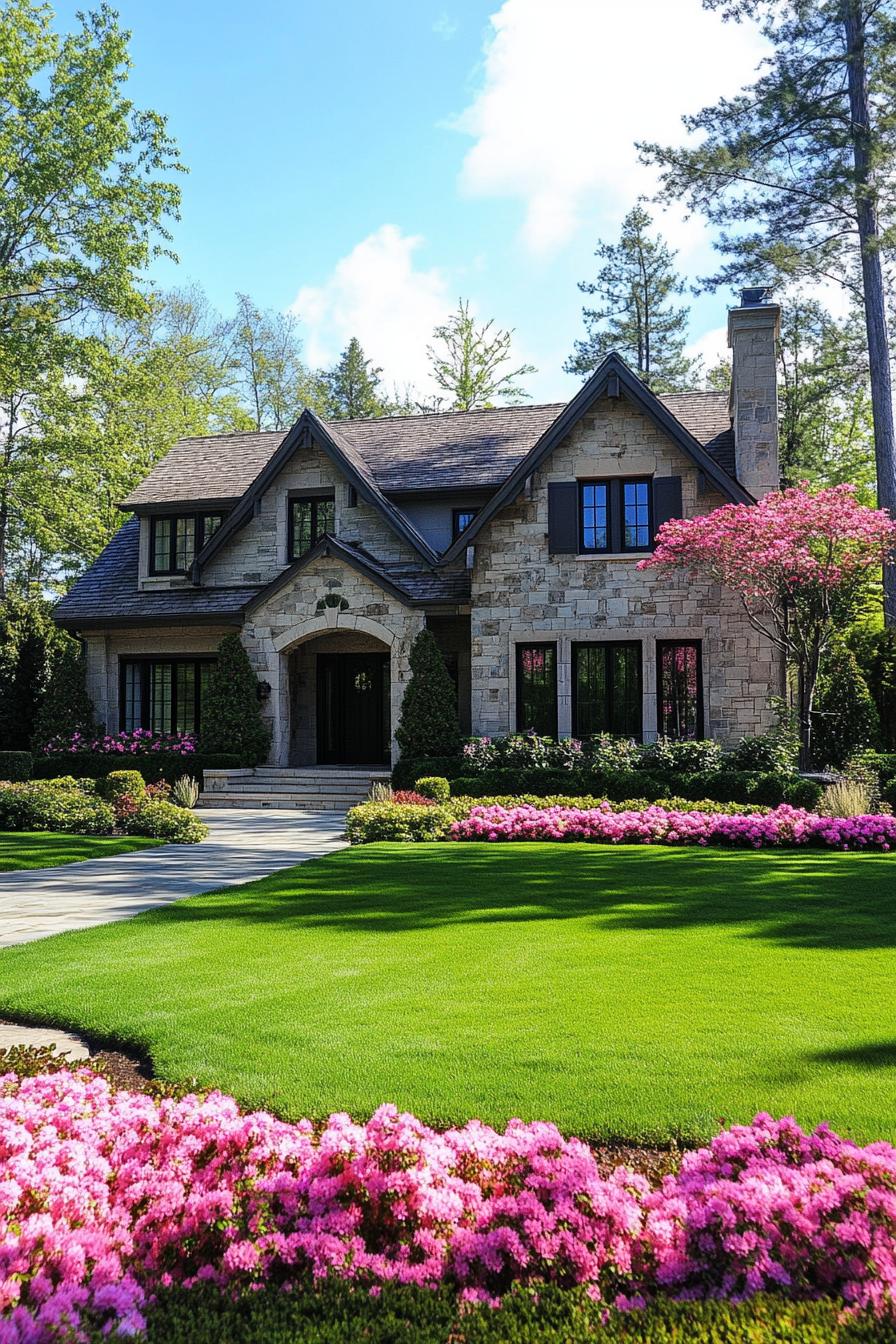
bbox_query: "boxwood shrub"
[32,752,240,787]
[123,799,208,844]
[345,802,454,845]
[443,768,823,810]
[0,781,116,835]
[0,750,32,781]
[116,1282,888,1344]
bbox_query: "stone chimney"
[727,286,781,498]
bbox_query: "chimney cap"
[740,284,774,307]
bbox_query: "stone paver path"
[0,808,346,949]
[0,1021,89,1060]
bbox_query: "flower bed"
[41,728,197,757]
[450,803,896,851]
[1,1071,895,1340]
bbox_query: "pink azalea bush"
[449,803,896,851]
[1,1073,896,1341]
[41,729,197,757]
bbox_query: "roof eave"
[437,354,753,566]
[245,534,416,614]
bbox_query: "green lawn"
[0,842,894,1143]
[0,831,161,870]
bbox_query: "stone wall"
[469,397,783,744]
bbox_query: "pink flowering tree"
[640,484,896,766]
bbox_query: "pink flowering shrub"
[1,1073,896,1340]
[449,803,896,851]
[41,729,197,757]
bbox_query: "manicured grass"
[0,831,161,870]
[0,843,894,1142]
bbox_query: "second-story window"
[288,495,335,561]
[149,513,223,576]
[452,508,479,541]
[579,479,652,554]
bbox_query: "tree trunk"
[0,491,7,602]
[844,0,896,624]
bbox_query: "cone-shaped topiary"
[812,644,880,768]
[199,635,271,765]
[395,628,461,760]
[31,636,99,751]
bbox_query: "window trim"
[577,477,654,555]
[571,640,643,740]
[451,507,479,542]
[148,513,223,576]
[515,641,558,737]
[118,656,216,735]
[656,639,704,740]
[287,493,336,562]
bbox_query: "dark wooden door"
[316,653,390,764]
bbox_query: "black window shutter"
[651,476,682,545]
[547,481,579,554]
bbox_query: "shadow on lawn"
[143,844,896,954]
[810,1041,896,1070]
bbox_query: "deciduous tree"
[641,484,896,765]
[427,300,535,410]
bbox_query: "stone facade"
[469,398,783,744]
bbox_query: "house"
[54,289,784,786]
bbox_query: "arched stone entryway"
[269,611,405,766]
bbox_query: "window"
[578,479,653,554]
[580,483,609,552]
[288,495,335,561]
[573,642,642,739]
[452,508,479,541]
[657,641,703,740]
[149,513,223,576]
[119,658,215,735]
[622,481,651,550]
[516,643,557,736]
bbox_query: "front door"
[316,653,390,764]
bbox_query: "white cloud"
[291,225,452,396]
[454,0,768,255]
[686,324,729,377]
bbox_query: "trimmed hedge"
[0,750,32,781]
[392,755,467,789]
[444,769,823,810]
[32,752,240,787]
[105,1283,890,1344]
[123,799,208,844]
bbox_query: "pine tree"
[812,644,880,767]
[640,0,896,621]
[199,635,271,765]
[565,206,700,391]
[395,629,461,760]
[323,338,389,419]
[31,635,98,749]
[426,300,535,410]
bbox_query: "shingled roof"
[54,519,470,630]
[121,390,735,509]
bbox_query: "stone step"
[198,793,356,811]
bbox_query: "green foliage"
[392,755,466,789]
[0,597,58,749]
[426,298,536,410]
[0,751,32,781]
[321,337,389,419]
[812,645,880,768]
[853,627,896,752]
[395,630,461,760]
[97,770,147,804]
[729,724,800,775]
[198,636,271,765]
[415,775,451,804]
[123,799,207,843]
[0,780,115,834]
[89,1282,888,1344]
[445,768,823,810]
[639,738,723,774]
[565,206,700,391]
[229,292,315,430]
[345,801,453,845]
[31,752,240,787]
[30,635,98,749]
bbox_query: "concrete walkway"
[0,808,347,948]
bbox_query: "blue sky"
[56,0,768,402]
